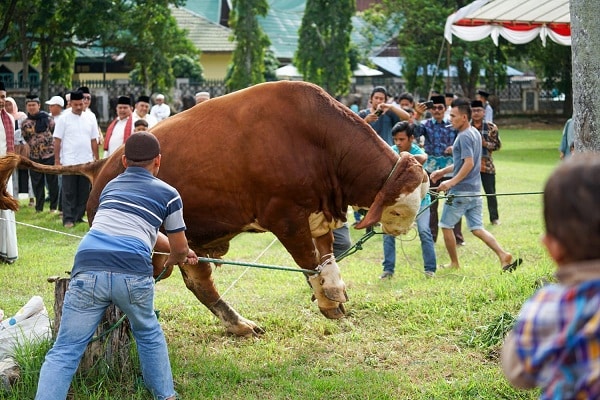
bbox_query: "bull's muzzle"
[308,258,348,319]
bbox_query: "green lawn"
[1,127,564,399]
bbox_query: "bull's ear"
[354,191,385,229]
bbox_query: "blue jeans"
[333,224,352,258]
[439,191,484,231]
[383,206,437,273]
[36,271,176,400]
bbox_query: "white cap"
[195,91,210,100]
[155,94,165,100]
[45,95,65,107]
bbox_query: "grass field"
[1,127,564,399]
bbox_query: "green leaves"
[295,0,355,97]
[225,0,271,92]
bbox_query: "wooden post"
[51,277,134,372]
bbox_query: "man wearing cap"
[150,94,170,121]
[53,90,99,228]
[36,132,198,400]
[78,86,103,146]
[0,82,18,263]
[476,90,494,122]
[21,95,59,213]
[195,91,210,104]
[471,100,501,225]
[414,94,465,245]
[77,86,97,122]
[104,96,135,157]
[45,95,64,122]
[132,95,158,129]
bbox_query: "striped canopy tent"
[444,0,570,47]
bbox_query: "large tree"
[571,0,600,152]
[225,0,270,92]
[2,0,131,100]
[114,1,198,93]
[295,0,355,97]
[361,0,509,98]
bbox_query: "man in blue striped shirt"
[36,132,198,400]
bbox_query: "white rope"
[217,237,279,299]
[3,216,282,296]
[0,217,84,240]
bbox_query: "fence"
[7,77,566,124]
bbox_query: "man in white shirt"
[444,92,454,120]
[132,95,158,128]
[476,90,494,122]
[45,95,64,122]
[53,90,99,228]
[78,86,103,146]
[150,94,170,121]
[195,91,210,104]
[104,96,134,157]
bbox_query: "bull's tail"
[0,154,109,211]
[0,154,20,211]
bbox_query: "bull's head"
[355,153,428,235]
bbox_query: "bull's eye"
[389,211,401,217]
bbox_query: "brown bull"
[0,81,427,337]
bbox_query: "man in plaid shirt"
[470,100,501,225]
[502,153,600,399]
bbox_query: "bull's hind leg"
[179,262,264,337]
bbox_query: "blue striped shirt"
[72,167,186,276]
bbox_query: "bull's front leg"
[268,222,348,320]
[153,253,264,337]
[307,230,348,319]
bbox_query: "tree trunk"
[571,0,600,152]
[52,278,134,373]
[39,40,51,104]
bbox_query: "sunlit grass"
[1,127,562,399]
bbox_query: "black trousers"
[30,157,59,212]
[61,175,90,224]
[481,172,499,222]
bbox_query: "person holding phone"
[358,86,410,145]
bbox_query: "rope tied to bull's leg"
[315,253,335,273]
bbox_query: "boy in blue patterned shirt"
[502,153,600,399]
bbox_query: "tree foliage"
[295,0,355,97]
[171,54,204,83]
[0,0,199,98]
[520,41,572,115]
[114,1,198,93]
[361,0,571,105]
[226,0,271,92]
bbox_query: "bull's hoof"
[322,286,349,303]
[226,316,265,338]
[319,303,346,319]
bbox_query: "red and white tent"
[444,0,570,46]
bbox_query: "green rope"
[85,189,545,342]
[336,229,378,261]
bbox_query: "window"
[0,65,14,88]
